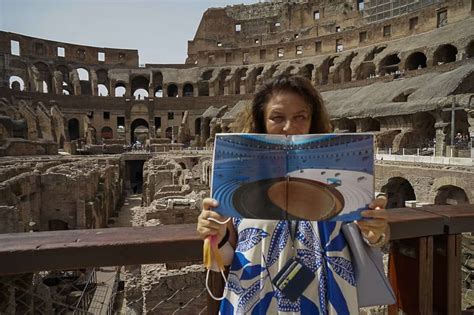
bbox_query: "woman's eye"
[295,115,308,121]
[270,117,284,123]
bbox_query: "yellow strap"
[203,235,225,271]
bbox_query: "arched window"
[98,84,109,96]
[167,84,178,97]
[9,76,25,91]
[77,68,89,81]
[183,83,194,97]
[405,52,427,70]
[133,88,149,100]
[433,44,458,65]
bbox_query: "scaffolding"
[362,0,446,23]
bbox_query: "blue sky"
[0,0,258,64]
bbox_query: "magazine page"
[287,134,374,221]
[211,133,374,221]
[211,133,288,219]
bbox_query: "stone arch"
[235,67,248,95]
[56,65,69,82]
[96,69,108,84]
[433,44,458,65]
[101,126,113,139]
[9,76,25,91]
[434,185,469,205]
[154,85,163,97]
[355,62,376,80]
[466,40,474,59]
[36,103,54,140]
[153,71,163,91]
[98,84,109,96]
[34,61,52,93]
[332,52,356,84]
[432,177,472,204]
[76,67,91,95]
[183,83,194,97]
[195,117,202,136]
[131,75,150,97]
[334,118,356,132]
[133,89,149,100]
[198,69,213,96]
[68,118,80,141]
[379,54,400,75]
[246,66,263,94]
[381,177,416,209]
[130,118,149,143]
[167,83,178,97]
[405,52,427,70]
[115,82,127,97]
[217,69,231,96]
[299,64,314,82]
[76,68,89,81]
[18,101,38,140]
[317,56,336,85]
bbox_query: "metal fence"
[362,0,445,23]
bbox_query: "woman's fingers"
[202,198,218,210]
[369,196,387,210]
[197,199,228,240]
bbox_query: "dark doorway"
[381,177,416,208]
[130,118,149,143]
[127,160,145,194]
[68,118,80,141]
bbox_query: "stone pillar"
[125,117,131,143]
[76,200,86,229]
[125,83,132,97]
[110,79,116,97]
[90,69,98,96]
[240,82,246,95]
[467,108,474,158]
[434,122,448,157]
[178,84,183,97]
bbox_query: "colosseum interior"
[0,0,473,313]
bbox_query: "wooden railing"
[0,204,473,314]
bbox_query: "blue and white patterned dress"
[219,218,358,315]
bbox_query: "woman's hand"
[355,196,390,246]
[197,198,228,242]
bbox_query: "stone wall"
[122,153,211,314]
[0,156,123,233]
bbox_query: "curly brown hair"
[235,75,332,134]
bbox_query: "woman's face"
[264,91,312,135]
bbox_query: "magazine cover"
[211,133,374,221]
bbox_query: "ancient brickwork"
[0,156,123,233]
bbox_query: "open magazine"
[211,133,374,221]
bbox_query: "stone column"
[467,107,474,158]
[110,79,116,97]
[90,69,98,96]
[434,122,448,157]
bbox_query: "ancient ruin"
[0,0,473,313]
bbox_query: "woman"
[197,75,389,314]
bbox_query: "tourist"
[197,75,389,314]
